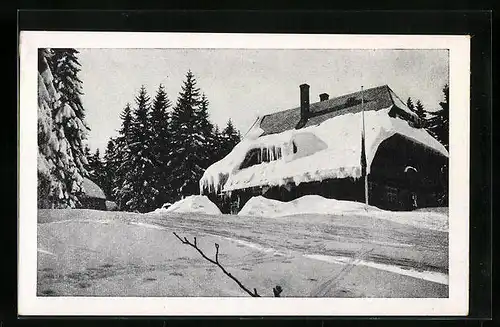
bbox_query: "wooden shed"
[79,177,107,210]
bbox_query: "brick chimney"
[319,93,329,101]
[300,84,310,120]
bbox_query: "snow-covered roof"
[259,85,416,136]
[81,178,106,199]
[200,86,447,194]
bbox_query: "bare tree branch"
[215,243,219,263]
[273,285,283,297]
[173,231,261,297]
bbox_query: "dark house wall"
[369,134,448,210]
[217,178,365,214]
[80,197,107,211]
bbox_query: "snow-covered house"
[200,84,448,213]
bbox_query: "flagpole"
[361,86,369,205]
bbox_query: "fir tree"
[85,147,109,199]
[48,48,90,176]
[414,100,427,122]
[83,145,94,176]
[220,118,241,158]
[102,138,118,200]
[406,97,415,112]
[210,124,224,164]
[120,86,157,212]
[112,103,133,207]
[150,84,171,142]
[169,70,205,199]
[427,84,449,150]
[197,93,215,168]
[118,103,133,144]
[38,48,61,208]
[37,48,88,208]
[150,84,173,207]
[407,97,426,128]
[87,148,104,185]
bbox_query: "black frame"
[12,9,492,325]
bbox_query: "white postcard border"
[18,32,470,316]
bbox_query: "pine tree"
[427,84,449,150]
[220,118,241,158]
[197,93,215,168]
[150,84,173,207]
[407,97,426,128]
[414,100,427,122]
[87,148,104,186]
[37,48,88,208]
[120,86,158,212]
[38,48,62,208]
[48,48,90,177]
[118,103,133,144]
[84,145,94,177]
[102,138,118,201]
[406,97,415,112]
[112,103,133,208]
[210,124,224,164]
[150,85,171,142]
[169,70,205,199]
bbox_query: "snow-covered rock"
[154,195,222,215]
[238,195,448,232]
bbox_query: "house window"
[240,149,260,169]
[292,141,297,154]
[239,146,284,170]
[386,186,398,204]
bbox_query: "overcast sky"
[78,49,448,152]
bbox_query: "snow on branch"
[172,232,282,297]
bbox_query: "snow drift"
[200,107,448,194]
[238,195,448,232]
[238,195,377,217]
[153,195,222,215]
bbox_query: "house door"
[230,195,240,214]
[404,166,420,210]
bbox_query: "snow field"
[37,208,449,298]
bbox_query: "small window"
[239,146,284,170]
[386,186,398,204]
[292,141,297,154]
[239,149,260,169]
